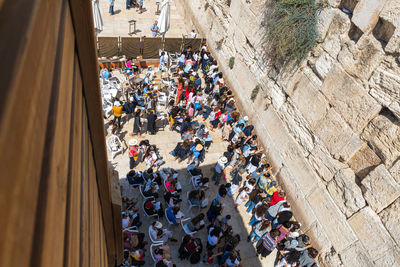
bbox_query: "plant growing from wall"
[229,57,235,69]
[265,0,325,67]
[205,2,210,10]
[251,85,260,102]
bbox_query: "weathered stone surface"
[373,246,400,266]
[314,108,363,161]
[279,99,316,155]
[379,197,400,247]
[291,73,328,130]
[321,64,381,134]
[339,242,374,267]
[361,164,400,213]
[389,159,400,184]
[361,114,400,166]
[369,58,400,118]
[327,168,366,217]
[317,8,335,41]
[313,53,334,80]
[319,249,344,267]
[276,166,318,231]
[260,107,320,195]
[307,185,358,252]
[308,143,345,182]
[266,81,287,111]
[352,0,388,33]
[304,221,332,253]
[348,206,396,260]
[338,36,384,80]
[347,143,382,179]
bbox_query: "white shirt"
[208,228,218,246]
[190,32,197,38]
[215,162,225,173]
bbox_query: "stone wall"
[175,0,400,265]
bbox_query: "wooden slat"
[32,6,75,266]
[69,0,119,265]
[64,57,83,267]
[80,107,90,267]
[98,37,119,58]
[0,0,64,265]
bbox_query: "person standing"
[212,156,227,185]
[109,0,115,15]
[126,0,131,9]
[112,101,123,128]
[151,20,159,37]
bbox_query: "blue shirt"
[166,207,177,224]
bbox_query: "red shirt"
[269,191,285,206]
[129,146,138,157]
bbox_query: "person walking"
[109,0,115,15]
[128,139,139,169]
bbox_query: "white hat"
[154,221,163,229]
[196,144,204,151]
[218,156,228,164]
[130,96,134,101]
[129,139,138,146]
[243,116,249,121]
[192,71,197,76]
[114,101,121,107]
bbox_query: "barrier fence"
[97,37,205,59]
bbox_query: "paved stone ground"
[105,74,277,266]
[98,0,190,37]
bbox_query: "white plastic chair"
[187,191,201,213]
[106,134,123,160]
[140,185,155,201]
[150,243,164,263]
[148,226,164,244]
[123,226,138,233]
[180,217,197,235]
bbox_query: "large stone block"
[304,221,333,253]
[390,159,400,184]
[314,108,363,162]
[338,36,384,80]
[291,74,330,130]
[307,143,345,182]
[351,0,388,33]
[347,143,382,179]
[278,99,315,155]
[317,7,335,41]
[313,53,334,80]
[379,197,400,247]
[361,114,400,166]
[374,246,400,266]
[348,206,396,261]
[361,164,400,213]
[307,185,358,252]
[369,58,400,118]
[327,168,366,217]
[320,64,381,134]
[339,242,374,267]
[276,166,318,231]
[259,107,320,195]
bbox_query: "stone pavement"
[98,0,190,37]
[106,98,277,266]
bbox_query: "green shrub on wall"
[265,0,325,67]
[229,57,235,69]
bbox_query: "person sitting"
[123,230,147,250]
[144,199,163,218]
[153,245,172,263]
[165,178,182,194]
[143,180,159,199]
[256,229,281,258]
[164,191,182,207]
[185,213,206,232]
[188,189,208,208]
[166,205,185,224]
[149,221,177,243]
[207,226,222,252]
[194,177,210,191]
[129,249,146,266]
[178,235,203,262]
[171,140,190,163]
[126,170,144,186]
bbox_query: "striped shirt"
[262,233,277,251]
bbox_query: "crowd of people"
[102,42,320,267]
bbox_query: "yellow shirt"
[112,106,123,117]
